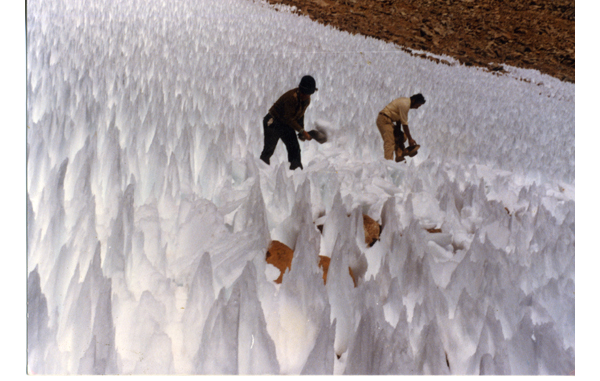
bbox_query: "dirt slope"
[265,0,574,83]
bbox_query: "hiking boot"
[394,147,406,162]
[260,155,270,165]
[395,153,406,162]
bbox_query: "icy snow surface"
[27,0,574,375]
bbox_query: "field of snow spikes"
[27,0,574,375]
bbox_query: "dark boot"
[279,124,303,170]
[259,155,270,165]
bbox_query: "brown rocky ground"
[265,214,379,285]
[265,240,358,286]
[264,0,574,83]
[264,216,441,286]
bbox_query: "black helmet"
[298,75,317,95]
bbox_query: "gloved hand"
[298,130,312,141]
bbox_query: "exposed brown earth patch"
[265,0,574,83]
[266,240,295,284]
[265,238,360,286]
[318,255,357,287]
[363,214,381,247]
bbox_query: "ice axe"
[298,127,328,144]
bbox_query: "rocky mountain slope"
[265,0,575,82]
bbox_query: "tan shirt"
[269,88,311,132]
[380,97,410,126]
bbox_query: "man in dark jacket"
[260,76,317,170]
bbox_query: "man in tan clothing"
[376,93,426,162]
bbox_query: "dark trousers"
[260,114,303,170]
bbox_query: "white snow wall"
[27,0,575,375]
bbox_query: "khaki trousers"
[376,113,405,160]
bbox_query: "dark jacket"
[268,88,310,132]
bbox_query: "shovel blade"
[308,129,327,144]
